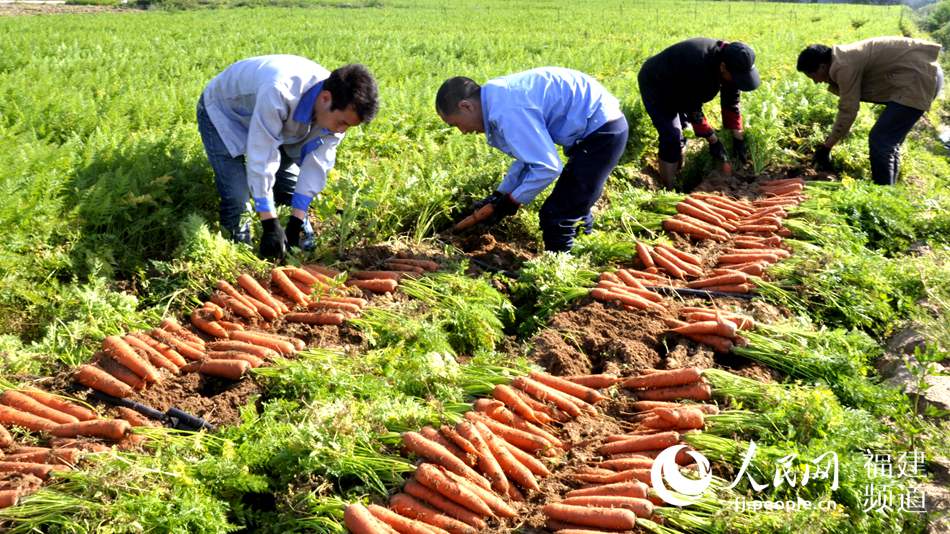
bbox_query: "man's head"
[797,44,833,84]
[435,77,484,134]
[720,42,761,92]
[314,64,379,133]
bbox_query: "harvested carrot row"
[160,318,205,348]
[97,357,147,391]
[492,384,548,424]
[149,329,205,361]
[564,374,620,388]
[348,278,399,294]
[656,243,703,267]
[685,196,740,221]
[205,351,265,368]
[283,312,346,326]
[559,496,654,518]
[566,480,650,499]
[0,405,57,432]
[215,281,261,318]
[130,332,187,368]
[420,426,472,466]
[682,311,754,330]
[388,493,476,534]
[654,247,703,278]
[441,468,518,518]
[453,421,509,495]
[641,407,705,430]
[181,359,250,380]
[4,448,82,465]
[237,293,279,321]
[463,412,552,453]
[623,368,703,389]
[367,503,450,534]
[307,300,362,314]
[510,387,567,423]
[271,268,309,306]
[191,309,230,339]
[597,456,655,471]
[123,335,180,374]
[0,391,78,425]
[530,371,606,404]
[542,503,639,530]
[474,400,563,449]
[673,214,731,239]
[415,463,493,517]
[102,336,162,383]
[218,320,245,332]
[472,421,540,491]
[229,330,295,355]
[647,249,687,279]
[345,503,399,534]
[686,273,748,289]
[590,288,663,313]
[206,340,278,360]
[74,365,133,398]
[675,201,726,227]
[597,281,663,303]
[636,382,712,402]
[237,274,285,315]
[662,218,719,241]
[512,376,586,418]
[402,432,491,490]
[501,440,552,477]
[403,479,487,530]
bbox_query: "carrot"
[206,340,278,360]
[453,421,509,494]
[303,263,342,280]
[509,387,566,423]
[0,424,12,448]
[686,273,747,289]
[345,503,399,534]
[206,351,265,368]
[20,388,95,424]
[73,365,133,398]
[307,300,362,314]
[623,269,669,282]
[725,247,789,259]
[228,330,295,355]
[685,196,741,221]
[102,336,162,383]
[190,309,229,339]
[368,504,450,534]
[597,280,661,303]
[675,202,726,228]
[181,359,250,380]
[491,384,546,424]
[672,214,731,239]
[389,493,477,534]
[438,425,481,466]
[529,371,606,405]
[0,489,19,508]
[682,312,754,330]
[236,274,285,314]
[234,293,278,321]
[463,412,552,453]
[656,244,703,267]
[513,376,592,417]
[348,278,398,294]
[159,318,205,347]
[653,248,703,278]
[414,463,493,517]
[0,391,78,425]
[559,496,654,518]
[636,382,712,401]
[123,335,179,374]
[216,280,261,315]
[641,407,705,431]
[271,268,309,306]
[0,462,68,480]
[384,261,426,274]
[420,426,471,466]
[635,242,655,270]
[596,431,680,455]
[283,312,346,326]
[440,468,518,518]
[115,407,152,428]
[472,421,539,492]
[475,401,563,449]
[671,320,737,339]
[351,270,404,281]
[403,479,487,530]
[130,332,187,367]
[149,329,205,361]
[453,204,494,231]
[564,374,620,389]
[281,265,321,287]
[693,194,754,215]
[566,481,650,500]
[590,288,663,313]
[622,368,702,389]
[501,440,552,477]
[596,457,655,471]
[631,401,718,414]
[542,503,639,530]
[319,296,368,308]
[0,404,58,432]
[401,432,491,490]
[393,258,440,271]
[686,333,735,352]
[217,320,246,332]
[51,418,131,440]
[97,357,147,390]
[646,249,686,279]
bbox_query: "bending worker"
[436,67,628,252]
[197,55,379,259]
[797,37,943,185]
[638,38,761,188]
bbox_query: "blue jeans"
[196,96,312,244]
[868,102,924,186]
[539,116,629,252]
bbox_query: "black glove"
[813,144,833,171]
[259,218,287,260]
[709,139,728,163]
[465,191,520,228]
[733,137,749,165]
[284,215,305,249]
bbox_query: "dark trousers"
[539,116,629,252]
[868,102,924,186]
[642,96,689,163]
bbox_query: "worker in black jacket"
[638,38,761,188]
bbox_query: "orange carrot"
[206,340,278,360]
[351,271,404,281]
[438,425,481,466]
[652,247,703,278]
[440,468,518,518]
[0,489,19,508]
[217,320,246,332]
[0,405,57,432]
[684,196,741,221]
[393,258,440,272]
[237,274,285,315]
[389,493,477,534]
[513,376,591,417]
[0,424,12,448]
[501,440,552,477]
[51,418,130,440]
[725,247,789,258]
[682,311,754,330]
[190,309,229,339]
[635,242,655,270]
[453,421,509,494]
[453,204,494,231]
[472,421,539,492]
[685,333,735,352]
[206,351,265,368]
[463,412,552,453]
[414,463,493,517]
[566,481,650,499]
[686,273,747,289]
[283,312,345,326]
[348,278,398,294]
[491,384,547,424]
[235,293,279,321]
[614,269,645,289]
[590,288,663,313]
[637,382,712,402]
[529,371,606,404]
[402,432,491,490]
[672,214,731,239]
[542,503,639,530]
[475,401,563,449]
[4,448,82,465]
[641,407,705,431]
[420,426,471,466]
[18,388,96,423]
[102,336,162,383]
[596,457,655,471]
[623,269,669,282]
[97,357,147,391]
[149,329,206,361]
[559,496,654,518]
[0,462,68,480]
[319,296,368,308]
[181,359,250,380]
[272,268,309,306]
[597,431,680,455]
[307,300,363,314]
[671,320,737,339]
[622,368,702,389]
[0,391,78,425]
[160,318,205,347]
[384,261,426,274]
[648,249,687,279]
[368,503,450,534]
[115,407,153,427]
[73,365,133,398]
[216,280,261,316]
[564,374,620,388]
[228,330,295,355]
[403,479,487,530]
[123,335,180,374]
[675,202,726,227]
[345,503,400,534]
[130,332,187,367]
[656,244,703,267]
[510,387,566,423]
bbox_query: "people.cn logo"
[650,445,714,506]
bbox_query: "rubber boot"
[658,160,679,190]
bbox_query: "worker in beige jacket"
[797,37,943,185]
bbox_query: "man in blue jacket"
[198,55,378,260]
[638,38,761,188]
[436,67,628,253]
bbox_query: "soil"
[453,232,536,275]
[128,371,261,427]
[0,473,43,496]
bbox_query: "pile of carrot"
[633,241,704,280]
[591,271,666,313]
[664,310,748,353]
[621,367,712,402]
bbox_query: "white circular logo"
[650,444,713,506]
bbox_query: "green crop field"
[0,1,947,533]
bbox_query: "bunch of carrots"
[591,270,666,313]
[664,307,753,353]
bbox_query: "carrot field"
[0,0,948,533]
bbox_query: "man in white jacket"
[198,55,378,259]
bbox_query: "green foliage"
[511,252,598,337]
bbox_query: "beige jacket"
[827,37,942,144]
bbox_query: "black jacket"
[638,37,742,132]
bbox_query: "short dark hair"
[797,45,833,74]
[325,64,379,123]
[435,77,481,116]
